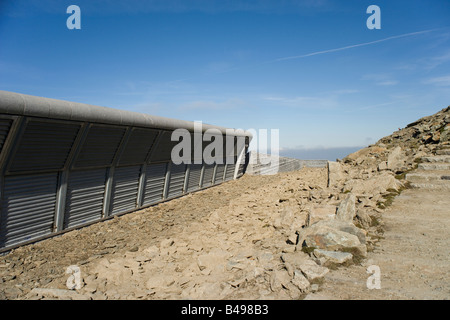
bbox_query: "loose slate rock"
[313,249,353,264]
[335,193,356,223]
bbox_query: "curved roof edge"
[0,90,252,138]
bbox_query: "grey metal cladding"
[110,165,141,215]
[167,163,186,198]
[214,164,225,184]
[0,91,252,251]
[0,118,13,154]
[202,163,215,188]
[64,168,107,229]
[143,162,167,206]
[187,164,202,192]
[0,173,58,247]
[74,125,126,168]
[8,120,80,173]
[237,162,245,177]
[225,163,236,181]
[149,131,177,163]
[118,128,158,166]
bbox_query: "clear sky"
[1,0,450,160]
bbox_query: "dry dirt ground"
[0,167,448,300]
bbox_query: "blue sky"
[1,0,450,160]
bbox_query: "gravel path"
[307,187,449,300]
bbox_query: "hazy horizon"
[278,146,364,161]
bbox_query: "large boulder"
[387,146,405,171]
[281,252,329,281]
[313,249,353,264]
[302,226,367,258]
[335,193,356,223]
[299,218,367,244]
[297,219,367,258]
[327,161,346,187]
[307,204,337,226]
[343,172,403,195]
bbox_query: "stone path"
[306,149,450,300]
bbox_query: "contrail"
[269,29,438,63]
[167,28,443,84]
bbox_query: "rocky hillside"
[0,106,448,301]
[296,105,450,292]
[341,105,450,174]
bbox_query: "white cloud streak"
[269,29,438,63]
[423,75,450,87]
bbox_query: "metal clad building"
[0,90,251,251]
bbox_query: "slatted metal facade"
[187,164,202,192]
[214,164,225,184]
[142,163,167,206]
[167,164,186,199]
[0,90,250,251]
[110,166,141,215]
[1,173,58,248]
[225,163,236,181]
[202,164,215,188]
[0,119,13,154]
[64,169,107,229]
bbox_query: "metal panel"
[167,163,186,198]
[214,164,225,184]
[143,163,167,206]
[237,163,245,178]
[0,90,254,251]
[74,125,126,168]
[187,164,202,192]
[0,173,58,247]
[63,169,107,229]
[118,128,158,166]
[8,120,80,173]
[225,163,236,181]
[110,165,141,215]
[202,164,215,188]
[0,118,13,154]
[149,131,178,163]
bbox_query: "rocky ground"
[0,106,448,300]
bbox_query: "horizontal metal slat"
[64,169,107,229]
[110,166,141,215]
[143,163,167,206]
[214,164,225,184]
[187,164,202,192]
[225,163,236,181]
[74,125,126,168]
[167,164,186,198]
[118,128,158,166]
[9,120,80,173]
[0,173,58,248]
[202,164,215,187]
